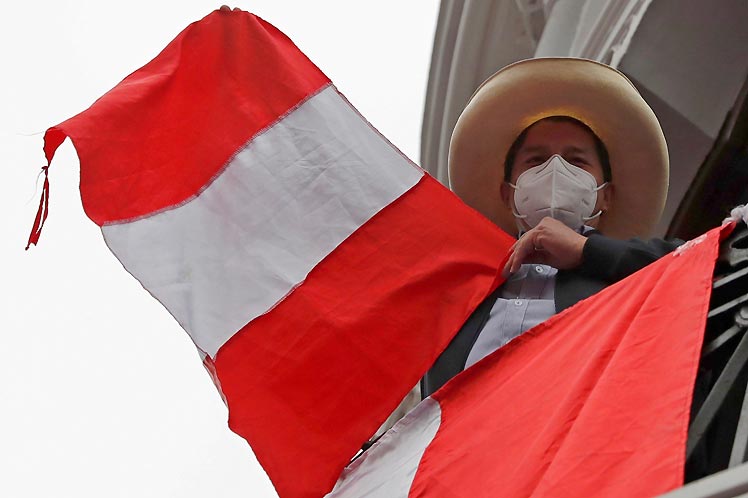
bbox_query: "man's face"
[500,119,613,231]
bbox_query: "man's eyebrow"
[517,145,549,154]
[562,145,593,155]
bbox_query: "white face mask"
[509,154,607,231]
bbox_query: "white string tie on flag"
[723,204,748,226]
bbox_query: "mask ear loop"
[582,182,609,222]
[506,182,529,221]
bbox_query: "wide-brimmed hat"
[449,57,668,239]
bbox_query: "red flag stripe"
[43,10,330,225]
[213,174,513,498]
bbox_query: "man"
[421,57,682,398]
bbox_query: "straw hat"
[449,57,668,239]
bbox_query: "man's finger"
[511,237,533,273]
[511,252,522,274]
[502,251,515,278]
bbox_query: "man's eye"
[568,156,588,165]
[526,156,545,164]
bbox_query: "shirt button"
[514,299,523,306]
[535,265,544,273]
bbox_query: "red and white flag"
[328,225,729,498]
[31,9,513,498]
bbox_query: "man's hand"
[502,217,587,277]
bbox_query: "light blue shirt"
[464,226,596,369]
[465,263,557,369]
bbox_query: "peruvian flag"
[32,9,513,498]
[329,225,728,498]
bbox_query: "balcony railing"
[684,221,748,483]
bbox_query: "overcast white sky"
[1,2,439,496]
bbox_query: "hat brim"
[449,58,669,239]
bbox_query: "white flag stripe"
[102,85,423,357]
[326,398,441,498]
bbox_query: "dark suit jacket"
[421,232,683,399]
